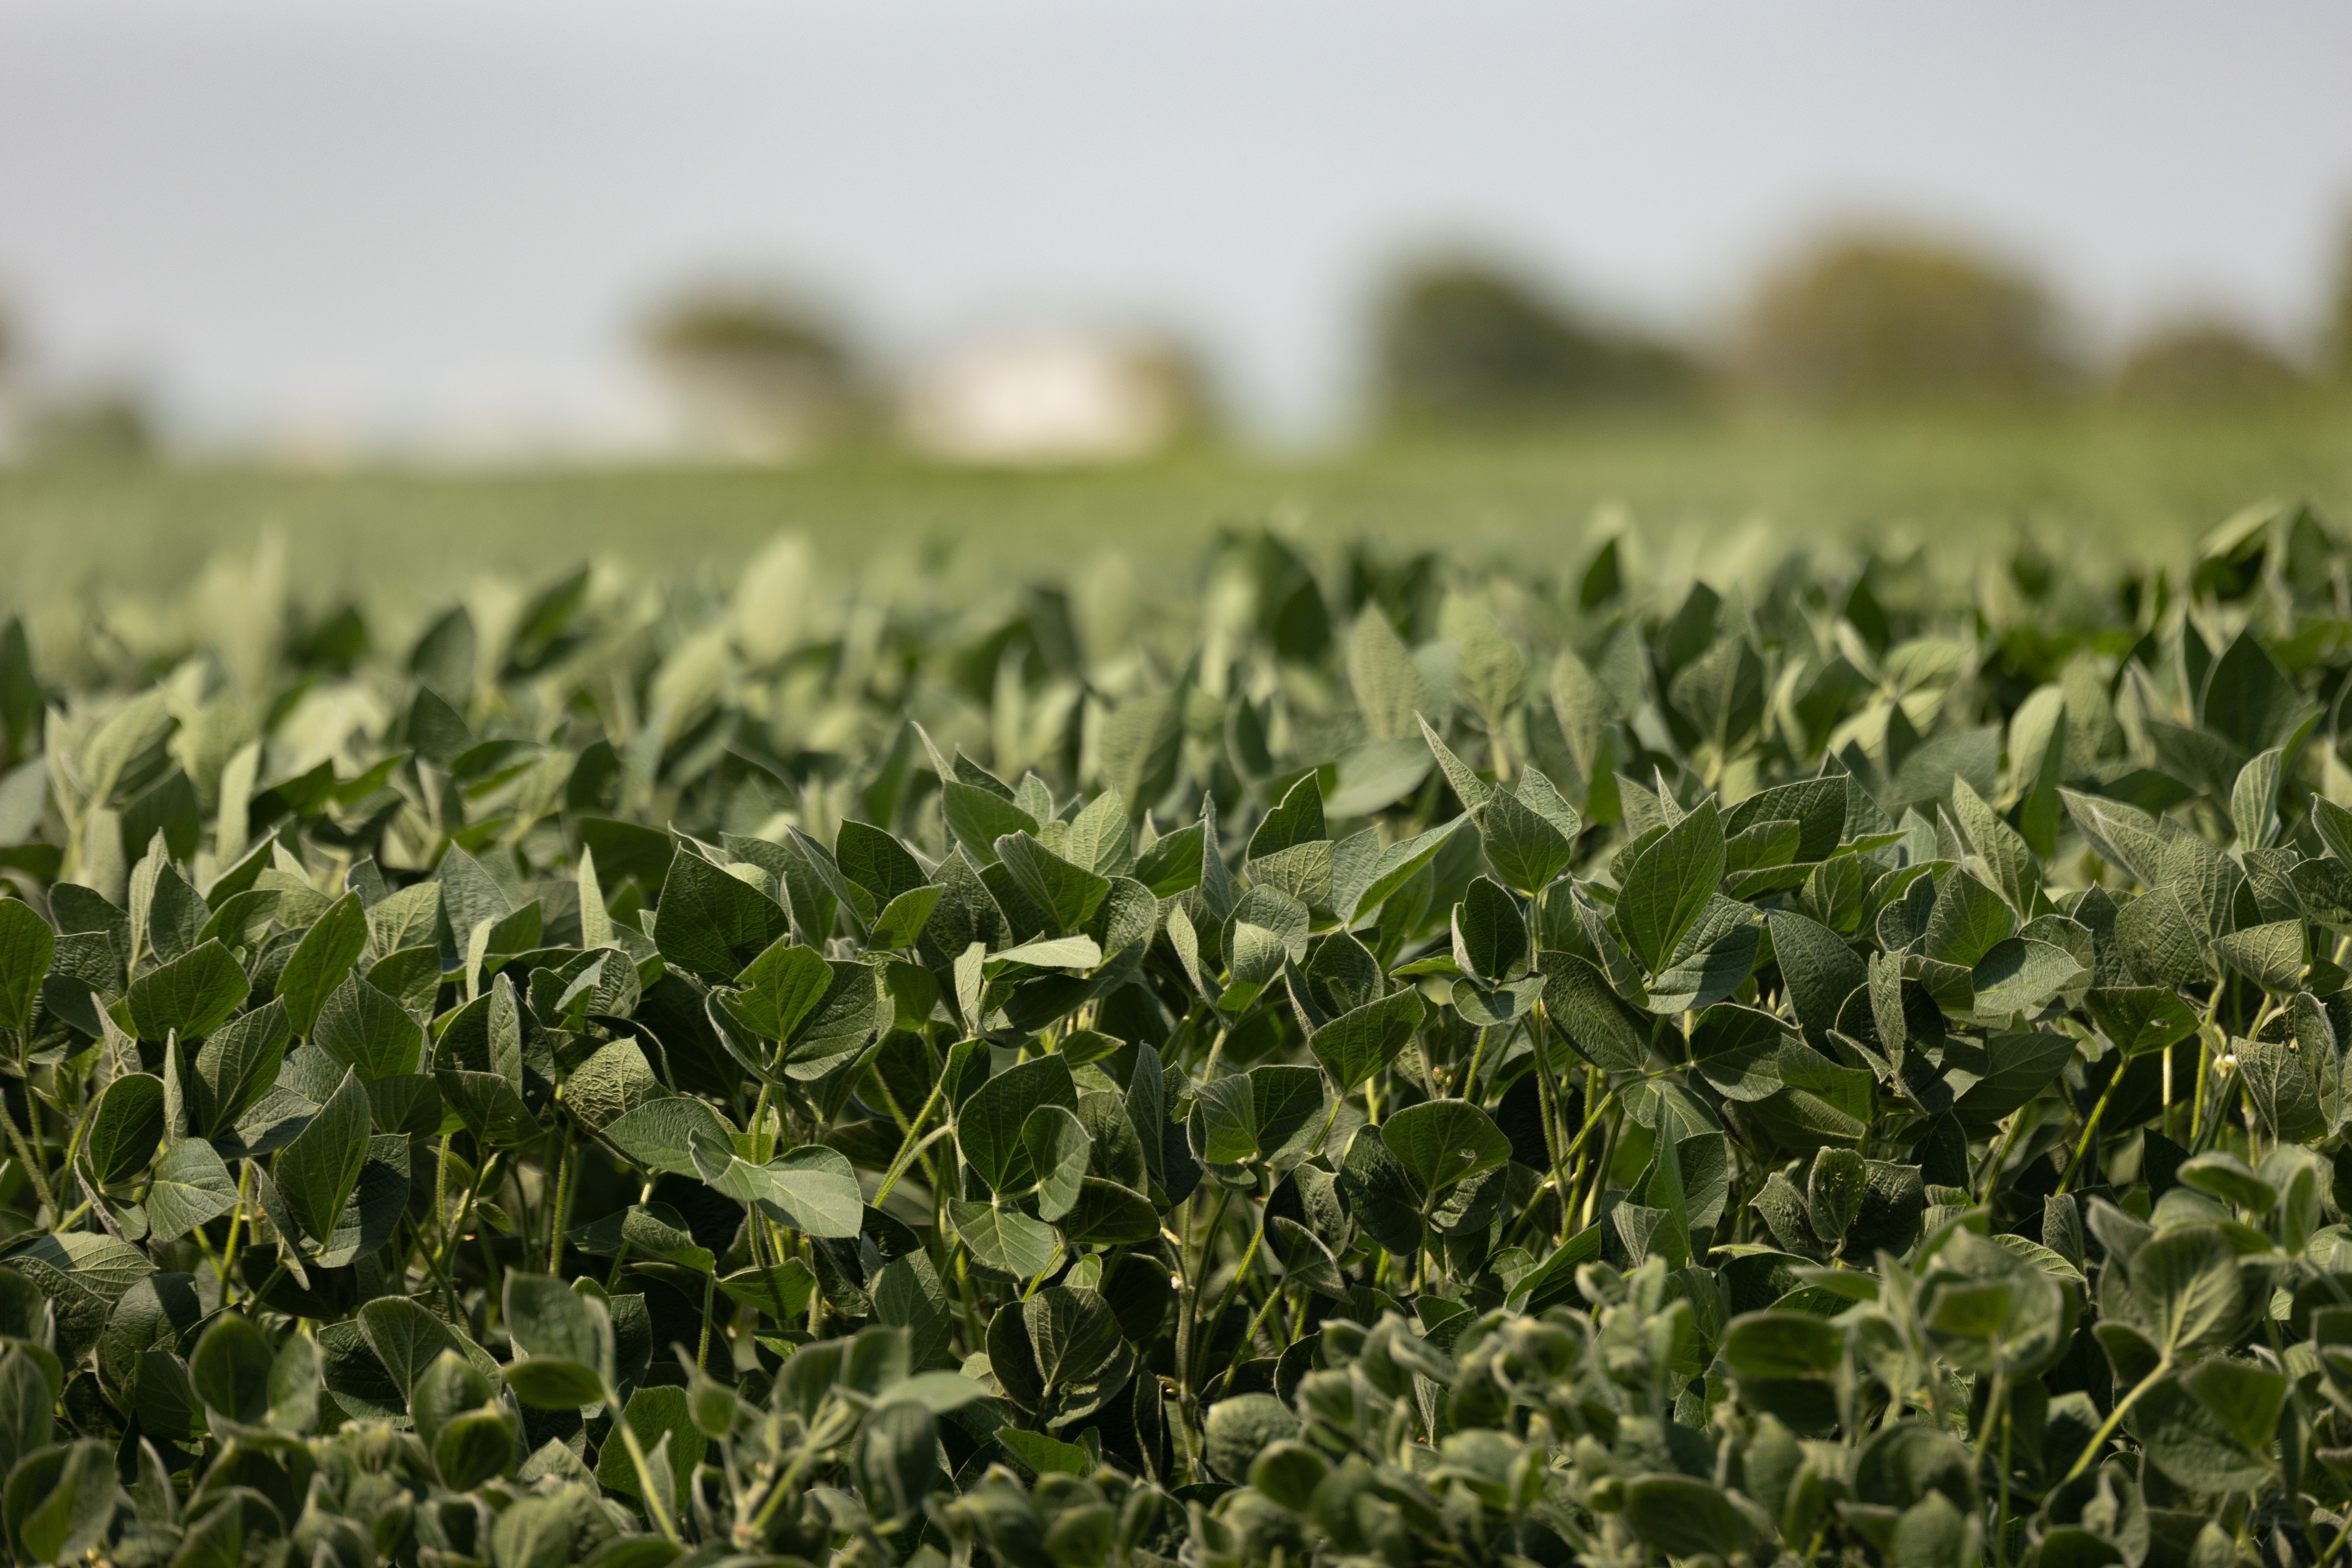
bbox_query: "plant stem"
[547,1124,574,1273]
[612,1394,685,1543]
[873,1074,953,1208]
[2064,1360,2169,1483]
[1197,1201,1270,1379]
[2055,1066,2124,1195]
[0,1090,53,1222]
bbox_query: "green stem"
[215,1162,252,1302]
[1977,1106,2030,1204]
[1177,1186,1233,1406]
[547,1124,575,1273]
[2055,1066,2124,1195]
[0,1087,54,1222]
[2063,1360,2169,1483]
[874,1079,953,1209]
[613,1393,685,1543]
[1197,1203,1270,1382]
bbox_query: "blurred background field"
[4,406,2350,629]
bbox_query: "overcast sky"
[1,0,2348,449]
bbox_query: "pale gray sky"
[0,0,2348,448]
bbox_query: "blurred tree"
[1739,233,2072,407]
[2112,318,2306,409]
[641,284,859,462]
[2328,215,2352,383]
[28,389,154,466]
[1371,258,1703,430]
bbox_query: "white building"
[900,329,1199,466]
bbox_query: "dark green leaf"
[126,939,249,1042]
[277,890,367,1036]
[86,1073,165,1187]
[1616,796,1725,974]
[653,848,793,978]
[0,900,53,1032]
[312,971,425,1081]
[1379,1098,1510,1198]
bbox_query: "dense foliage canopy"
[0,500,2347,1567]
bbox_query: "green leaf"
[1623,1476,1753,1560]
[1250,772,1328,860]
[144,1137,237,1243]
[722,938,835,1040]
[1416,714,1491,817]
[1335,1126,1422,1256]
[1191,1066,1323,1170]
[956,1055,1078,1195]
[653,848,793,978]
[0,1351,48,1484]
[1021,1105,1091,1223]
[1807,1147,1867,1242]
[276,891,367,1037]
[1722,1309,1844,1379]
[2130,1369,2276,1493]
[2114,888,2208,987]
[1614,796,1725,974]
[502,1274,615,1392]
[603,1098,738,1177]
[596,1385,707,1512]
[1969,937,2085,1016]
[992,1286,1133,1427]
[1541,952,1654,1072]
[1309,989,1424,1093]
[1203,1391,1300,1485]
[1333,813,1469,925]
[2211,920,2305,992]
[1057,1179,1162,1245]
[2231,748,2284,848]
[567,1202,716,1272]
[1767,910,1867,1045]
[437,1070,535,1147]
[0,900,53,1032]
[989,934,1103,971]
[996,831,1111,934]
[996,1423,1093,1481]
[942,781,1039,866]
[1322,738,1434,818]
[1379,1098,1510,1198]
[1922,868,2016,968]
[189,1313,271,1428]
[312,971,425,1081]
[756,1147,865,1239]
[868,885,944,950]
[2289,854,2352,932]
[3,1439,118,1567]
[1950,777,2040,915]
[127,939,250,1042]
[86,1073,165,1187]
[2085,987,2201,1057]
[357,1295,461,1398]
[1352,612,1437,744]
[950,1201,1061,1277]
[1689,1003,1795,1101]
[2203,628,2317,757]
[834,819,929,907]
[2234,1038,2327,1143]
[2130,1225,2254,1357]
[1451,876,1527,983]
[273,1066,371,1246]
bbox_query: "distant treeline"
[1371,228,2352,431]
